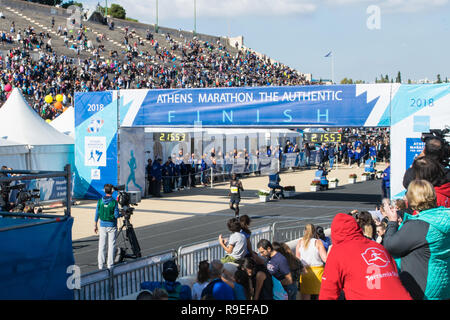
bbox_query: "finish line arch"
[73,83,450,200]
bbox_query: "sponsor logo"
[87,119,104,133]
[361,247,390,268]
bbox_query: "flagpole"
[331,53,334,84]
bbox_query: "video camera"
[0,182,41,212]
[113,185,141,219]
[421,127,450,167]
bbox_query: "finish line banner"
[119,85,395,127]
[73,84,450,200]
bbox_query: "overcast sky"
[80,0,450,83]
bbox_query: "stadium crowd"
[1,4,448,302]
[1,14,309,121]
[138,131,449,300]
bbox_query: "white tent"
[50,106,75,138]
[0,138,29,170]
[0,88,74,171]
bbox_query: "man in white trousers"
[94,184,121,270]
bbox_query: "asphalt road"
[73,179,383,274]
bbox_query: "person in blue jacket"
[151,158,162,197]
[163,158,173,193]
[354,146,362,167]
[381,159,390,199]
[369,142,377,162]
[347,146,354,168]
[141,260,192,300]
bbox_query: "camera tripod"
[114,209,142,264]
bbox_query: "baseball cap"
[162,260,178,281]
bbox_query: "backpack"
[272,276,288,300]
[97,198,117,222]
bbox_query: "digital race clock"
[303,132,342,143]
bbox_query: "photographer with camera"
[403,129,450,190]
[95,183,121,270]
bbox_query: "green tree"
[396,71,402,83]
[437,74,442,83]
[30,0,63,5]
[109,3,126,19]
[340,78,353,84]
[62,1,83,9]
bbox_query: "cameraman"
[94,183,122,270]
[403,134,450,189]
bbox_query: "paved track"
[73,179,382,274]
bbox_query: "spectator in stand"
[151,288,169,300]
[383,179,450,300]
[315,226,331,252]
[295,224,328,300]
[411,156,449,207]
[136,290,153,300]
[375,221,387,245]
[239,257,273,300]
[319,213,412,300]
[191,260,210,300]
[239,215,253,258]
[141,260,192,300]
[219,218,248,263]
[355,211,377,240]
[273,241,304,299]
[221,267,249,300]
[200,260,235,300]
[257,239,297,300]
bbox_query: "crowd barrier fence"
[73,220,332,300]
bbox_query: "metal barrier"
[272,221,332,243]
[177,225,272,278]
[74,250,176,300]
[74,269,112,300]
[74,221,330,300]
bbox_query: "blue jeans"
[284,283,298,300]
[329,157,335,169]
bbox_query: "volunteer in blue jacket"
[382,159,390,199]
[95,183,121,270]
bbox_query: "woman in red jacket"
[319,213,411,300]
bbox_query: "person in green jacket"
[383,179,450,300]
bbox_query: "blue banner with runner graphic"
[74,91,117,199]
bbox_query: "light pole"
[105,0,108,18]
[155,0,159,33]
[194,0,197,35]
